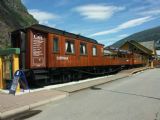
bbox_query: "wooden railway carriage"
[11,24,144,86]
[11,24,105,85]
[12,24,105,68]
[104,47,132,66]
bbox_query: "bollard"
[12,54,20,92]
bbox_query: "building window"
[92,46,97,56]
[53,37,59,52]
[80,43,87,55]
[65,40,75,54]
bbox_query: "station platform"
[0,67,150,119]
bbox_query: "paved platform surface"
[0,67,149,119]
[27,68,160,120]
[55,67,149,93]
[0,90,68,119]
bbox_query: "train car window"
[92,46,97,56]
[80,43,87,55]
[65,40,75,54]
[53,37,59,52]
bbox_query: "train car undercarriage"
[23,64,143,88]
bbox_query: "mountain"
[0,0,38,48]
[111,26,160,48]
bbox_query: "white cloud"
[118,16,153,29]
[118,34,128,38]
[139,9,160,16]
[90,16,153,36]
[28,9,59,25]
[74,4,125,20]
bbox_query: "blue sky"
[22,0,160,46]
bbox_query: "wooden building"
[119,40,153,66]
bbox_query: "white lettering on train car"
[56,56,68,60]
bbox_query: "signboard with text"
[31,31,46,68]
[9,70,29,95]
[9,71,20,95]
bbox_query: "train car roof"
[15,24,103,45]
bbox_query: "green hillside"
[0,0,38,48]
[112,26,160,48]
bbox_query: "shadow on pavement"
[4,110,42,120]
[90,86,102,90]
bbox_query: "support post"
[151,61,154,68]
[12,54,20,92]
[0,56,3,89]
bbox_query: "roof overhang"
[120,40,153,55]
[0,48,20,56]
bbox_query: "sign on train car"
[31,30,46,68]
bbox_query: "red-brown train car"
[11,24,144,86]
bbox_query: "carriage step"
[35,75,49,80]
[33,70,49,74]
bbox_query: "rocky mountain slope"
[0,0,38,48]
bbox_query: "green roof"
[0,48,20,56]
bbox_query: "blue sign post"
[9,70,29,95]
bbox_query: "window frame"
[65,40,75,54]
[80,42,87,55]
[53,37,59,53]
[92,45,97,56]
